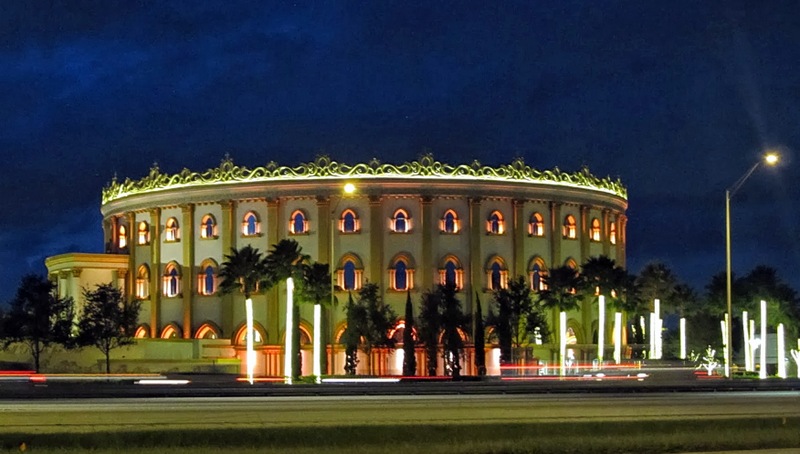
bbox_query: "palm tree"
[264,239,309,381]
[297,262,332,380]
[219,245,271,383]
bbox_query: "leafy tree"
[489,276,549,366]
[77,283,141,374]
[439,284,470,378]
[474,292,486,376]
[418,288,441,376]
[635,262,680,312]
[297,262,332,376]
[341,292,362,375]
[739,266,800,339]
[1,275,74,372]
[341,283,396,375]
[402,290,417,376]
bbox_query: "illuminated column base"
[722,314,730,378]
[313,303,322,383]
[559,311,566,377]
[597,295,605,367]
[284,278,294,384]
[679,317,686,360]
[246,298,255,385]
[760,300,767,380]
[742,311,751,372]
[777,324,786,379]
[613,312,622,365]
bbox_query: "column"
[181,203,195,339]
[617,214,628,268]
[316,196,333,374]
[149,207,162,338]
[220,200,236,338]
[110,216,119,253]
[421,196,433,291]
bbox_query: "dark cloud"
[2,0,799,301]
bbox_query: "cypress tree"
[474,292,487,376]
[402,290,417,376]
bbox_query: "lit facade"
[47,155,628,376]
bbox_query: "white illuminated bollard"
[598,296,605,366]
[284,277,294,384]
[559,311,566,377]
[722,315,729,378]
[245,298,255,385]
[760,300,767,380]
[313,304,322,383]
[791,342,800,378]
[679,317,686,360]
[649,313,656,359]
[777,324,786,379]
[613,312,622,365]
[742,311,751,372]
[749,319,757,372]
[654,299,661,359]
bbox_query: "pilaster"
[220,200,236,338]
[512,199,525,277]
[181,203,195,339]
[126,211,136,299]
[549,202,562,267]
[369,195,384,290]
[266,198,280,340]
[468,197,482,309]
[421,196,433,291]
[149,207,161,338]
[601,209,611,257]
[580,205,589,261]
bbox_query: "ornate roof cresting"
[102,154,627,204]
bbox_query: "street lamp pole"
[724,153,778,378]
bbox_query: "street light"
[724,152,779,377]
[320,182,356,381]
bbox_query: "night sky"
[2,1,799,303]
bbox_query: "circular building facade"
[99,155,627,376]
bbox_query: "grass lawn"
[2,417,798,453]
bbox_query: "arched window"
[486,211,505,234]
[235,323,265,346]
[440,209,460,233]
[389,254,415,291]
[438,255,464,290]
[165,217,180,242]
[242,211,260,236]
[162,262,181,297]
[161,324,182,339]
[134,325,150,338]
[529,212,545,237]
[391,209,411,233]
[118,225,127,249]
[340,209,360,233]
[137,221,150,245]
[200,214,217,239]
[195,323,221,339]
[609,222,617,245]
[562,215,577,239]
[136,265,150,299]
[197,259,218,296]
[590,218,601,241]
[528,258,548,292]
[289,210,309,234]
[485,256,508,290]
[336,253,364,291]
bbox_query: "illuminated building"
[46,155,627,375]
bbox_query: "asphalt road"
[3,392,799,434]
